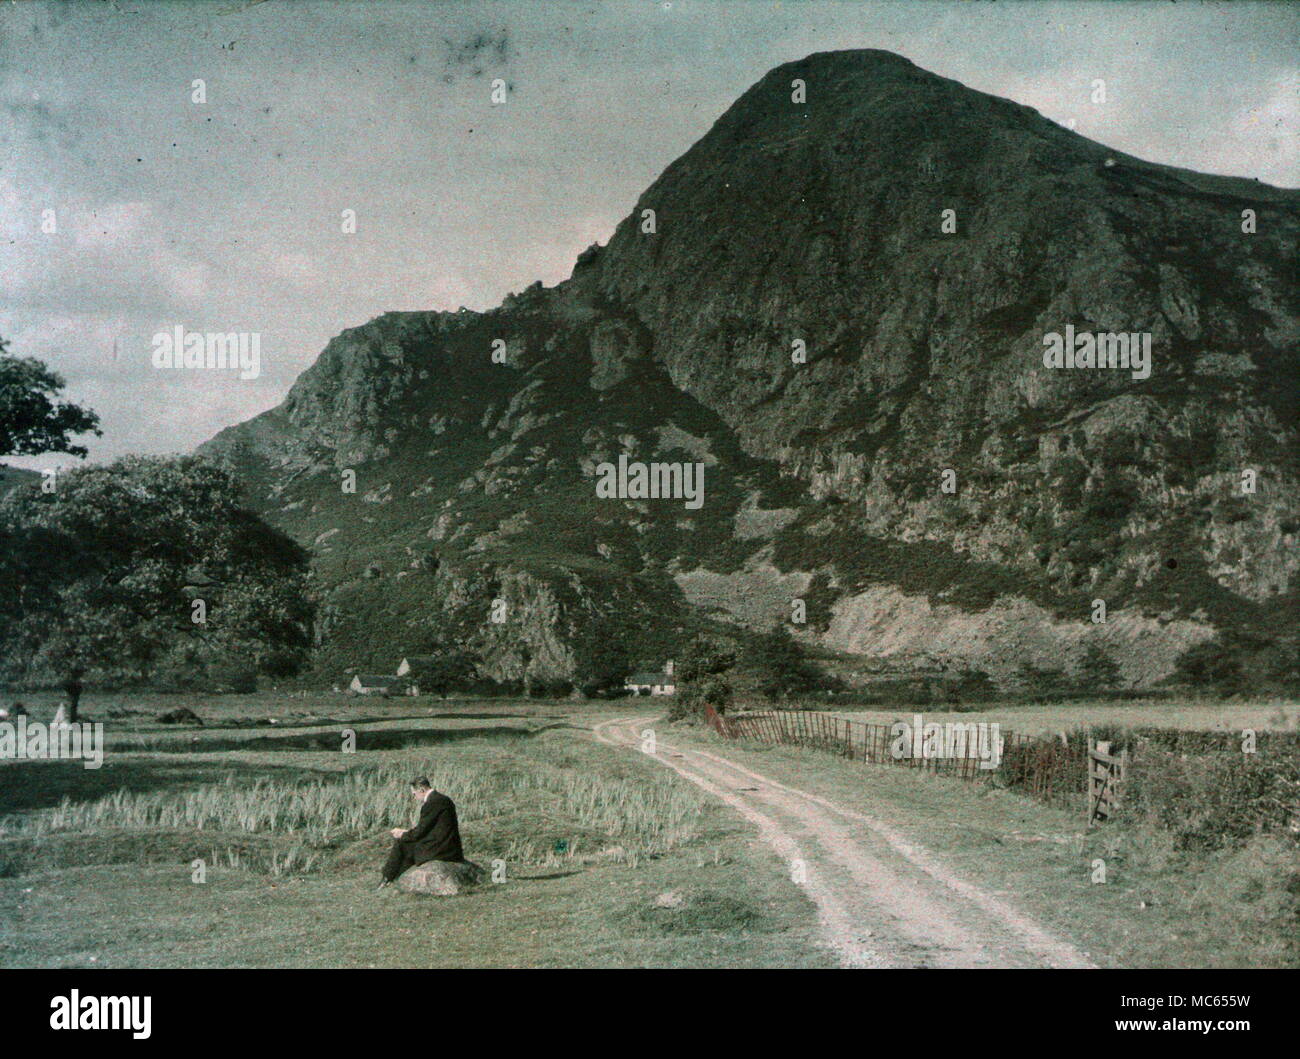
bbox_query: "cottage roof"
[626,671,673,685]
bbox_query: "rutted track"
[595,716,1095,969]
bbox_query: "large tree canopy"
[0,338,101,458]
[0,455,315,705]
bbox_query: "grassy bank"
[667,721,1299,968]
[0,699,832,968]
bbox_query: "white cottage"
[624,660,676,696]
[348,674,403,697]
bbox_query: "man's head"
[410,777,432,801]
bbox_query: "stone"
[397,859,486,896]
[157,707,203,725]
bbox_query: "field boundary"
[704,706,1092,806]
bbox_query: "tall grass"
[0,747,705,870]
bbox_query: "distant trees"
[570,623,631,697]
[1074,643,1122,691]
[1015,662,1071,699]
[408,648,479,698]
[1173,638,1246,696]
[746,626,821,700]
[1018,646,1125,698]
[937,668,997,706]
[0,337,100,458]
[1172,629,1298,697]
[0,456,315,716]
[670,636,736,720]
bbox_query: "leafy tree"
[670,635,736,721]
[571,623,630,697]
[1172,634,1250,696]
[1074,643,1122,691]
[1015,662,1070,699]
[408,647,479,698]
[675,636,736,684]
[0,338,101,458]
[939,668,997,706]
[746,626,820,700]
[0,455,315,718]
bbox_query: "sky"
[1,0,1296,469]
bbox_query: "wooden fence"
[703,706,1035,783]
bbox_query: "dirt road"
[594,715,1095,969]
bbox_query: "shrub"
[1173,637,1247,695]
[1124,738,1300,851]
[670,676,733,721]
[746,627,821,700]
[668,636,737,721]
[1074,643,1122,691]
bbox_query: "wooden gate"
[1087,738,1128,827]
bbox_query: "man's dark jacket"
[400,791,464,863]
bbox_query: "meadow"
[2,689,1295,968]
[684,693,1300,968]
[0,691,831,968]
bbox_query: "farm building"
[395,656,439,695]
[624,661,676,696]
[348,674,404,697]
[396,656,435,677]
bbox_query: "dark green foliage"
[0,456,315,698]
[1002,725,1299,850]
[800,572,837,633]
[938,668,998,706]
[670,636,737,720]
[1015,662,1071,697]
[998,736,1086,809]
[1126,742,1299,851]
[745,626,821,700]
[675,637,735,683]
[570,623,632,696]
[1074,643,1122,691]
[405,647,480,697]
[1173,628,1300,696]
[0,338,100,458]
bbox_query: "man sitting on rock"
[378,777,464,889]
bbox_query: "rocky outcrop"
[201,50,1298,687]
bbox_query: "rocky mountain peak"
[203,51,1298,689]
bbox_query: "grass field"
[0,692,831,968]
[2,690,1296,967]
[671,696,1300,969]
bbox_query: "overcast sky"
[2,0,1295,469]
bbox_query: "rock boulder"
[397,859,486,896]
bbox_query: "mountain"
[202,50,1299,690]
[0,465,40,497]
